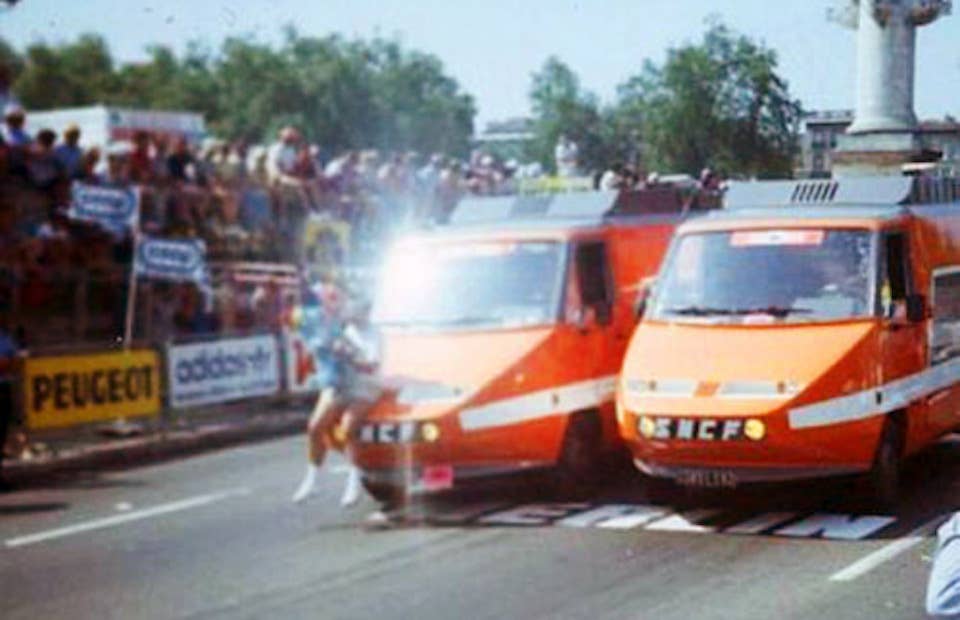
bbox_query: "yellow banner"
[22,350,162,430]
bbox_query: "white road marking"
[775,513,896,540]
[479,503,590,526]
[5,489,251,548]
[829,515,945,582]
[645,509,720,533]
[725,512,798,535]
[557,504,667,529]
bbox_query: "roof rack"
[448,187,719,226]
[724,176,960,209]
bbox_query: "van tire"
[361,479,405,507]
[863,414,904,509]
[643,476,679,505]
[557,411,603,490]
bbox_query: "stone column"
[849,0,918,133]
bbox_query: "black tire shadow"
[0,502,69,516]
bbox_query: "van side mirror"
[906,294,927,323]
[633,295,648,320]
[633,278,656,321]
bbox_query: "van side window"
[931,269,960,366]
[880,233,911,316]
[575,242,612,321]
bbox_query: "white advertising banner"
[167,335,280,409]
[68,182,140,235]
[135,236,208,284]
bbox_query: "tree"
[526,57,606,174]
[14,34,117,109]
[615,21,802,178]
[2,31,476,156]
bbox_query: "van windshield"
[373,241,564,329]
[651,229,874,324]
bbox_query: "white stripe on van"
[788,357,960,429]
[459,375,617,432]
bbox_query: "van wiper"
[663,305,812,319]
[663,306,736,317]
[729,306,812,318]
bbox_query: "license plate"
[421,465,454,491]
[675,469,738,489]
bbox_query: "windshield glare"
[373,241,563,328]
[651,229,874,323]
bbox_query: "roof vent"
[790,181,839,204]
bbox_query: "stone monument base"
[833,131,937,177]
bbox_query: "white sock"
[340,466,362,507]
[292,464,320,504]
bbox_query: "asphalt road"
[2,434,959,619]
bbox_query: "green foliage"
[526,57,606,173]
[613,22,803,178]
[13,34,117,109]
[526,21,802,178]
[2,31,475,156]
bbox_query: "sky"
[2,0,959,128]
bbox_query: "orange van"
[618,175,960,504]
[350,188,715,499]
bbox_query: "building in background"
[798,110,854,178]
[798,110,960,178]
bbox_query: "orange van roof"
[678,206,909,235]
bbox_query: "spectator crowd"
[0,101,530,349]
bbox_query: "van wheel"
[557,412,603,490]
[361,479,405,507]
[643,476,679,505]
[863,415,904,509]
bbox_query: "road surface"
[2,434,959,619]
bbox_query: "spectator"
[26,129,63,190]
[129,130,153,183]
[166,137,196,183]
[417,153,443,193]
[103,142,133,187]
[554,134,579,177]
[78,147,103,184]
[151,135,170,182]
[54,124,84,180]
[268,126,301,185]
[2,104,30,148]
[599,162,625,191]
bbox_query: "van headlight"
[744,419,766,441]
[420,422,441,443]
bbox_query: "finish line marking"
[5,489,251,548]
[829,514,945,582]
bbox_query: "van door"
[878,231,926,408]
[573,241,614,330]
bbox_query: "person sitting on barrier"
[292,289,384,507]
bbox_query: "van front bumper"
[633,458,867,487]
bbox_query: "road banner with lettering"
[22,349,161,430]
[167,335,280,408]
